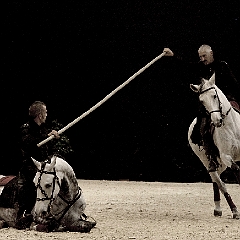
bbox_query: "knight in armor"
[163,45,240,172]
[17,101,60,226]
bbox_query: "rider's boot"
[201,120,219,172]
[15,179,35,229]
[204,138,218,172]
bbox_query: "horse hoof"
[232,208,240,219]
[214,209,222,217]
[36,224,49,232]
[233,213,240,219]
[0,220,7,229]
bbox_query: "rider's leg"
[16,174,36,229]
[17,180,36,218]
[201,120,219,172]
[190,104,205,146]
[17,166,37,218]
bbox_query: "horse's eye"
[45,183,52,188]
[214,95,217,99]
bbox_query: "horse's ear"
[190,84,200,93]
[48,156,57,169]
[32,157,41,170]
[208,73,216,85]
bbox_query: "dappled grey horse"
[31,155,96,232]
[0,156,96,232]
[188,73,240,219]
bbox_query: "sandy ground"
[1,179,240,240]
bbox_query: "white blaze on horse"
[188,73,240,219]
[31,156,96,232]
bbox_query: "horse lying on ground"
[0,175,20,228]
[188,73,240,219]
[0,156,96,232]
[31,155,96,232]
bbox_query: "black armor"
[17,119,53,219]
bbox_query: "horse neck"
[58,170,79,201]
[223,107,240,127]
[215,91,240,132]
[217,88,232,115]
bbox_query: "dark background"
[1,1,240,182]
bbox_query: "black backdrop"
[1,1,240,182]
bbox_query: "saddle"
[230,101,240,113]
[0,176,16,186]
[0,175,18,208]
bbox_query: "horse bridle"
[35,158,82,222]
[36,160,60,210]
[199,86,232,119]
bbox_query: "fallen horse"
[0,156,96,232]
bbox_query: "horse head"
[32,156,61,224]
[32,156,86,230]
[190,73,231,127]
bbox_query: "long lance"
[37,51,166,147]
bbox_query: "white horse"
[188,73,240,219]
[31,155,96,232]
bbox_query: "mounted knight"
[163,44,240,172]
[188,73,240,218]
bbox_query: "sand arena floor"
[1,179,240,240]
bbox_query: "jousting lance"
[37,51,166,147]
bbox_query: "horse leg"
[231,162,240,184]
[209,172,240,219]
[0,220,8,229]
[212,182,222,216]
[0,207,18,227]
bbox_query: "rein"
[35,159,82,223]
[54,187,82,222]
